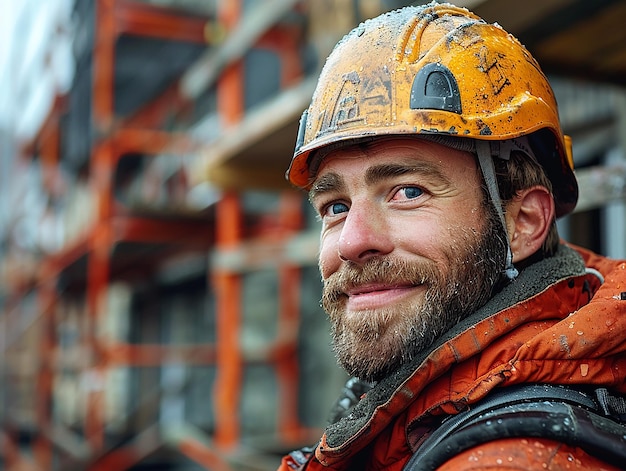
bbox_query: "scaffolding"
[0,1,329,469]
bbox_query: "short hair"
[492,150,560,258]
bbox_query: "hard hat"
[287,2,578,217]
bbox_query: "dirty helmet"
[286,2,577,220]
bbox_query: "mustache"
[322,257,438,301]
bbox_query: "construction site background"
[1,0,625,469]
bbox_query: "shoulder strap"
[404,383,626,471]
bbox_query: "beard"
[320,207,508,382]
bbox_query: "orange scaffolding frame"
[2,0,313,469]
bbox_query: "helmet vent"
[410,63,461,113]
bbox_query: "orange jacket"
[279,244,626,470]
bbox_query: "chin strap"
[475,140,519,281]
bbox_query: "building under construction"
[1,0,625,469]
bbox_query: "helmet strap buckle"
[476,140,519,281]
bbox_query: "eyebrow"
[364,161,451,187]
[309,172,344,203]
[309,160,451,203]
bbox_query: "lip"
[345,283,423,311]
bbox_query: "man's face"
[309,137,507,382]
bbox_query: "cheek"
[396,211,483,262]
[392,213,442,250]
[318,233,340,279]
[461,201,488,236]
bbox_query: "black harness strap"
[404,383,626,471]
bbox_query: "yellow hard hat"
[287,3,577,217]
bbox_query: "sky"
[0,0,17,129]
[0,0,75,139]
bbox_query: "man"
[280,3,626,470]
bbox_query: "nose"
[337,203,393,264]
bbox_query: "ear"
[504,186,555,264]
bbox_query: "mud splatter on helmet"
[287,3,577,219]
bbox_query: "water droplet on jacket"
[580,364,589,376]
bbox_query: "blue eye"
[390,186,426,203]
[403,187,423,199]
[328,202,349,215]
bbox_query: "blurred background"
[1,0,625,469]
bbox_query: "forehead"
[314,137,478,180]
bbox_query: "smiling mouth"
[344,283,424,311]
[346,283,418,296]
